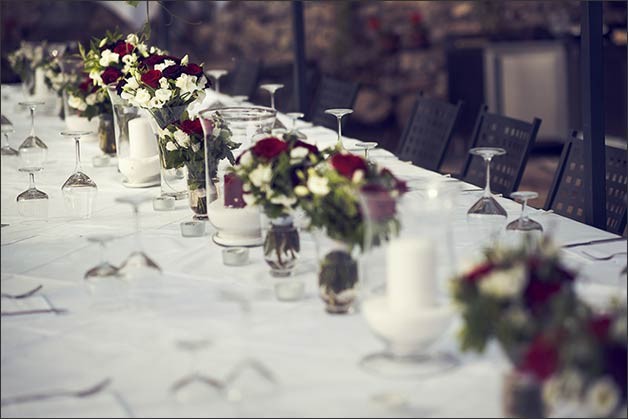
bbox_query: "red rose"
[178,119,203,136]
[252,137,289,160]
[330,153,368,179]
[183,63,204,76]
[141,70,162,89]
[464,262,494,283]
[162,64,183,80]
[524,280,563,311]
[113,41,134,57]
[518,336,558,381]
[589,315,613,340]
[101,67,122,85]
[224,173,245,208]
[78,76,95,94]
[361,184,397,222]
[142,54,166,68]
[293,140,318,155]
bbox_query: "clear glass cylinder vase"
[264,216,300,277]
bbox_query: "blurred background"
[2,0,626,204]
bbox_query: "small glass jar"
[263,215,300,277]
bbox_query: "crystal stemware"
[507,191,543,232]
[1,122,19,156]
[84,234,120,279]
[207,69,229,110]
[61,130,97,219]
[466,147,508,218]
[324,108,353,151]
[18,101,48,166]
[16,167,49,218]
[115,195,162,276]
[354,141,378,160]
[285,112,307,139]
[259,83,286,130]
[170,337,218,403]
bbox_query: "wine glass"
[61,130,97,219]
[207,69,229,109]
[1,121,19,156]
[170,337,219,403]
[115,195,162,276]
[506,191,543,232]
[259,84,286,130]
[16,167,49,218]
[84,234,120,279]
[354,141,378,160]
[18,101,48,167]
[324,108,353,151]
[285,112,307,139]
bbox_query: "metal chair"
[545,132,627,235]
[461,105,541,196]
[396,92,462,172]
[307,76,360,130]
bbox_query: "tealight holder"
[92,154,111,168]
[274,279,305,302]
[153,195,175,211]
[222,247,249,266]
[180,221,205,237]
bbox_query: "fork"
[0,378,111,406]
[581,249,628,261]
[1,285,43,299]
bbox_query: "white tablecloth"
[1,85,626,418]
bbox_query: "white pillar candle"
[128,117,158,159]
[386,238,437,313]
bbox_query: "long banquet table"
[1,85,626,418]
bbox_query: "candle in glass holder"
[386,238,436,313]
[128,117,158,159]
[224,173,245,208]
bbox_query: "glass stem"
[133,206,143,250]
[3,133,10,147]
[483,156,492,197]
[28,172,36,189]
[337,117,342,146]
[99,242,106,265]
[521,199,529,222]
[215,77,220,95]
[74,137,82,172]
[270,93,275,110]
[29,107,36,137]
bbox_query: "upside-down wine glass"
[84,234,120,279]
[115,195,162,276]
[207,69,229,110]
[285,112,307,139]
[466,147,508,219]
[506,191,543,233]
[355,141,378,161]
[1,122,19,156]
[324,108,353,151]
[259,83,286,130]
[61,130,97,219]
[16,167,49,218]
[18,101,48,167]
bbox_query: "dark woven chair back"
[396,92,462,172]
[224,59,261,99]
[462,106,541,196]
[545,133,627,235]
[308,77,360,130]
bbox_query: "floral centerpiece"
[297,151,408,313]
[8,41,48,96]
[159,114,239,218]
[450,236,578,363]
[231,133,323,277]
[66,75,111,121]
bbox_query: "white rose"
[154,59,176,72]
[242,193,256,206]
[249,164,272,188]
[191,142,201,153]
[352,169,364,184]
[134,88,151,106]
[290,147,309,160]
[238,150,253,167]
[148,96,164,109]
[85,93,98,106]
[154,88,172,102]
[294,185,309,197]
[125,77,140,90]
[125,33,139,45]
[89,70,103,86]
[122,54,137,65]
[585,377,620,417]
[136,43,148,56]
[120,91,134,101]
[173,129,190,148]
[159,77,169,89]
[478,265,526,299]
[307,175,330,196]
[68,95,87,111]
[165,141,177,151]
[175,73,199,95]
[99,49,119,67]
[270,194,297,208]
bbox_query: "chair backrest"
[396,92,462,172]
[545,133,627,235]
[461,106,541,195]
[223,59,261,99]
[307,76,360,130]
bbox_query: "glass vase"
[264,216,300,277]
[313,229,359,314]
[106,86,160,187]
[98,111,116,155]
[502,370,546,419]
[146,105,190,200]
[186,158,218,220]
[201,106,276,154]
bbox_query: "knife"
[562,237,627,249]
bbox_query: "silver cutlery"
[563,238,626,249]
[1,285,43,299]
[1,308,67,317]
[581,250,627,261]
[0,378,111,406]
